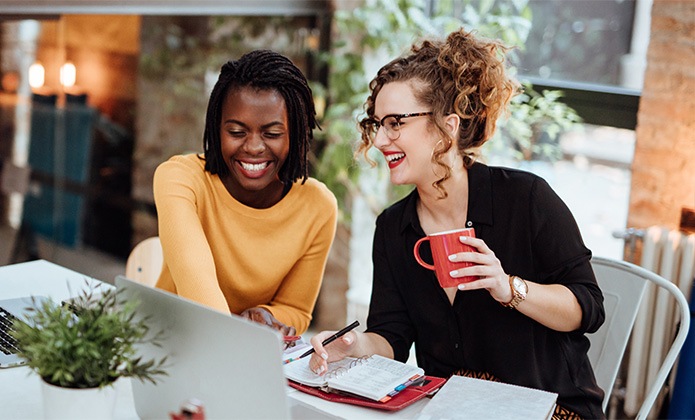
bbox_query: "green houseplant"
[11,284,167,418]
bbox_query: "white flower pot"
[41,379,117,420]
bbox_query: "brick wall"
[627,0,695,231]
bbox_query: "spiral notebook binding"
[350,355,371,368]
[324,355,372,381]
[324,366,348,381]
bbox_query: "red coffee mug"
[413,227,477,288]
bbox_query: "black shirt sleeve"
[528,176,605,333]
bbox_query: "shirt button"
[466,221,472,227]
[454,343,459,349]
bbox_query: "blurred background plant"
[313,0,582,220]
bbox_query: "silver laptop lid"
[115,275,290,420]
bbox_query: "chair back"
[125,236,163,287]
[588,256,691,419]
[588,257,649,412]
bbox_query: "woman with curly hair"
[307,29,605,419]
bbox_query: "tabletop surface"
[0,260,430,419]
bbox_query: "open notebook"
[284,354,425,402]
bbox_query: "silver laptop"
[115,275,335,420]
[0,296,49,368]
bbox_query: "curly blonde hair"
[358,28,520,198]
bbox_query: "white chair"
[588,256,691,419]
[125,236,163,287]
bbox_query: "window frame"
[522,76,640,130]
[0,0,328,16]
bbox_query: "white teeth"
[385,153,405,162]
[240,161,268,172]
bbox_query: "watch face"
[513,277,528,295]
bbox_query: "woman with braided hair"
[153,50,337,337]
[307,29,605,418]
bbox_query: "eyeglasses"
[361,112,433,140]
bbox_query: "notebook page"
[284,357,357,387]
[327,355,424,401]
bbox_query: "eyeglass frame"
[361,111,433,140]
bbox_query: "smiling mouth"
[385,153,405,164]
[239,161,270,172]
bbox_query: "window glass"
[485,121,635,261]
[517,0,639,88]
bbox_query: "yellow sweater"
[153,154,338,334]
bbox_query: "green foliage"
[490,83,583,161]
[315,0,581,217]
[12,284,167,389]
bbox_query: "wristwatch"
[502,275,528,309]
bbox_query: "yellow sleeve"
[153,158,230,313]
[258,195,338,333]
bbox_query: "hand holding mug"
[414,228,477,288]
[446,235,513,304]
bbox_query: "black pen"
[298,320,360,359]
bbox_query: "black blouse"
[365,162,606,419]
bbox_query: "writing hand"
[308,329,357,375]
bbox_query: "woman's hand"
[240,307,296,337]
[447,235,512,304]
[447,236,583,331]
[307,330,357,375]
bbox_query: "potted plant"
[11,283,167,419]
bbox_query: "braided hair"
[203,50,317,184]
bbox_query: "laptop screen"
[115,275,291,419]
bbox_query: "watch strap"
[501,275,526,309]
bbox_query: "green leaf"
[12,286,168,388]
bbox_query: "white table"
[0,260,430,419]
[0,260,140,420]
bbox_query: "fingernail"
[448,254,456,261]
[450,270,458,276]
[459,236,468,241]
[318,365,325,374]
[321,352,328,360]
[344,335,353,344]
[458,284,466,290]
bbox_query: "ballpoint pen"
[297,320,360,359]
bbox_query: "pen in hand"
[298,320,360,359]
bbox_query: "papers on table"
[416,375,558,420]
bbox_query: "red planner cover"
[288,375,446,411]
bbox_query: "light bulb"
[28,62,45,89]
[60,62,76,88]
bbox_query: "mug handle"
[413,237,435,270]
